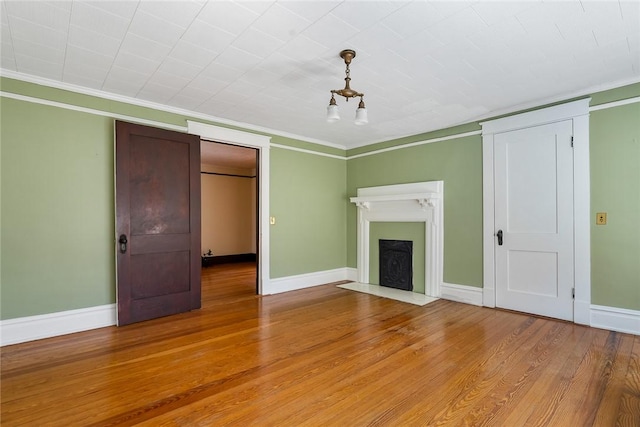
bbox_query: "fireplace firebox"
[379,239,413,291]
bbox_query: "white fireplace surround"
[350,181,444,297]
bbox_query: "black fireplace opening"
[379,239,413,291]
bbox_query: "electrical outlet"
[270,216,276,225]
[596,212,607,225]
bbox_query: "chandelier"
[327,49,368,125]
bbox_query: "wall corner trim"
[0,304,117,346]
[267,268,352,295]
[346,268,358,282]
[440,283,484,306]
[590,305,640,336]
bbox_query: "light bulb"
[327,103,340,123]
[355,106,368,125]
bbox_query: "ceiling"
[1,1,639,150]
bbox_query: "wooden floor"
[1,263,638,426]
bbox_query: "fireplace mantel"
[350,181,444,297]
[350,192,440,211]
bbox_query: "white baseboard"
[346,267,358,282]
[440,282,484,306]
[590,305,640,335]
[267,268,351,294]
[4,290,634,348]
[1,304,116,346]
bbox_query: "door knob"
[496,230,503,246]
[119,234,128,253]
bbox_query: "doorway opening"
[187,120,271,295]
[200,141,258,294]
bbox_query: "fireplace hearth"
[379,239,413,291]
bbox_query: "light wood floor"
[1,262,638,426]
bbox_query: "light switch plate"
[596,212,607,225]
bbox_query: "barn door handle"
[119,234,128,253]
[496,230,503,246]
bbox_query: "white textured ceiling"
[1,1,639,150]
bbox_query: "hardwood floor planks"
[454,321,572,426]
[592,332,636,426]
[499,326,593,426]
[1,262,638,426]
[406,318,553,426]
[352,314,538,426]
[525,327,630,427]
[616,336,640,426]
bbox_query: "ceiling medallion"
[327,49,368,125]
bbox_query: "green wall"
[346,84,640,310]
[590,102,640,311]
[1,98,115,318]
[347,132,483,288]
[0,78,347,319]
[269,147,346,278]
[369,222,425,293]
[1,76,639,320]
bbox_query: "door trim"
[187,121,271,294]
[480,99,591,325]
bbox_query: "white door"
[494,120,574,321]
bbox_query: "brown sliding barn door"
[115,121,201,326]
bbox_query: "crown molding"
[3,70,638,152]
[270,143,346,160]
[472,75,640,126]
[347,130,481,160]
[0,69,346,151]
[589,96,640,112]
[0,90,188,132]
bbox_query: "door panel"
[129,135,191,235]
[494,120,574,321]
[505,135,558,234]
[116,121,201,326]
[130,251,191,298]
[507,251,558,296]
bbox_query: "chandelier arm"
[331,89,364,100]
